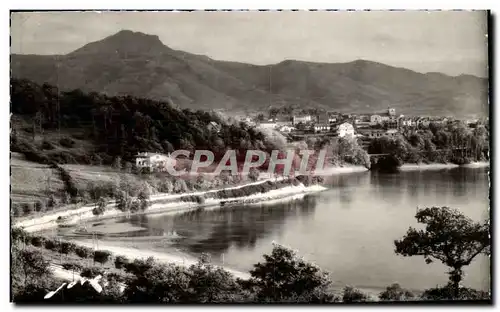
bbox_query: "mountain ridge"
[11,30,489,117]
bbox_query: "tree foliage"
[247,243,333,302]
[394,207,490,297]
[341,286,369,303]
[378,283,415,301]
[114,255,130,270]
[11,245,52,292]
[369,121,489,165]
[93,250,112,266]
[11,78,280,166]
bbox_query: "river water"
[70,167,491,293]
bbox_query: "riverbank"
[399,161,489,171]
[316,165,369,175]
[15,177,327,233]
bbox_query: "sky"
[10,10,489,77]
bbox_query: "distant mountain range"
[11,30,489,118]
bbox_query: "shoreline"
[16,178,327,233]
[399,161,489,171]
[15,162,489,232]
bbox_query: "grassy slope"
[10,152,64,203]
[11,115,135,202]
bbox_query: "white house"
[399,118,414,127]
[336,122,355,137]
[370,114,383,125]
[259,122,278,129]
[136,152,174,171]
[293,115,312,125]
[314,124,331,132]
[279,125,295,133]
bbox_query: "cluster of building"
[134,110,484,172]
[252,107,472,139]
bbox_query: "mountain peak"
[69,30,167,56]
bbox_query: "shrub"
[11,227,30,242]
[124,257,156,276]
[114,255,130,270]
[94,250,112,265]
[59,137,75,148]
[107,272,128,284]
[60,241,77,256]
[75,246,93,259]
[22,202,35,216]
[81,267,105,279]
[56,166,78,198]
[138,189,151,211]
[62,263,84,272]
[379,283,415,301]
[421,284,490,301]
[115,191,132,212]
[342,286,369,303]
[44,239,60,251]
[195,196,205,205]
[92,206,105,216]
[47,195,59,209]
[129,200,140,213]
[41,140,56,150]
[34,200,46,213]
[30,236,46,247]
[157,179,174,193]
[173,179,189,193]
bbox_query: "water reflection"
[127,196,318,257]
[105,167,489,291]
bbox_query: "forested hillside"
[10,78,281,165]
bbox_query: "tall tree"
[394,207,490,298]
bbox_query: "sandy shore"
[73,239,251,280]
[462,161,490,168]
[400,161,490,171]
[400,163,460,171]
[316,165,369,175]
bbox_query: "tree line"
[11,78,282,165]
[367,121,489,169]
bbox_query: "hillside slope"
[11,30,489,117]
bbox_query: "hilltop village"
[236,107,485,142]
